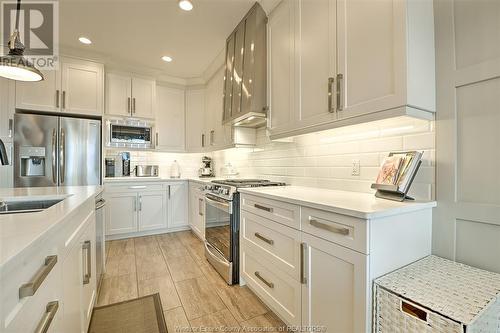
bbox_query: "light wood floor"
[98,231,286,332]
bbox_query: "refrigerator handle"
[51,129,57,184]
[59,128,66,184]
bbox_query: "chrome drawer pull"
[255,232,274,245]
[128,185,147,189]
[254,204,273,213]
[254,271,274,288]
[19,255,58,299]
[309,218,350,236]
[300,242,307,284]
[34,301,59,333]
[82,241,91,285]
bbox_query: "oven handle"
[205,241,230,265]
[205,195,232,214]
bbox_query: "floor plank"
[216,285,268,322]
[104,254,136,278]
[240,312,287,332]
[136,254,169,281]
[175,277,226,320]
[107,239,135,258]
[190,308,240,332]
[166,255,203,282]
[97,274,138,306]
[138,274,181,311]
[164,307,191,333]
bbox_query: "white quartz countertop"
[0,186,102,268]
[103,176,224,184]
[238,186,436,219]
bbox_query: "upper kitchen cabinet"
[268,0,435,140]
[185,88,206,152]
[105,72,156,119]
[223,3,267,128]
[205,67,226,149]
[15,57,104,116]
[156,85,185,152]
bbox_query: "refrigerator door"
[59,117,101,186]
[14,113,59,187]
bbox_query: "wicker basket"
[374,255,500,333]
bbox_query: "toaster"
[135,165,159,177]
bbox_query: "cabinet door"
[301,233,369,333]
[189,185,205,239]
[106,73,132,116]
[62,238,83,333]
[205,68,225,149]
[168,183,188,229]
[0,77,14,140]
[336,0,406,118]
[223,33,236,121]
[268,0,295,133]
[296,0,337,127]
[105,193,138,235]
[132,77,155,119]
[156,85,185,151]
[185,89,206,152]
[80,217,96,332]
[61,61,104,116]
[138,191,167,231]
[15,69,61,112]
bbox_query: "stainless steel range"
[204,179,286,285]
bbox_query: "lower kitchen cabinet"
[189,182,205,239]
[168,182,189,229]
[106,192,139,235]
[138,191,167,231]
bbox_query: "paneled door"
[106,73,132,116]
[16,69,61,112]
[434,0,500,273]
[106,193,138,235]
[168,183,188,229]
[138,191,166,231]
[156,85,185,151]
[131,77,155,119]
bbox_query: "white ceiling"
[59,0,255,79]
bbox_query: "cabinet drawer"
[241,247,301,326]
[241,194,300,229]
[241,211,301,280]
[301,207,368,254]
[105,183,165,193]
[3,260,61,332]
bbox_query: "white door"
[105,193,138,235]
[168,183,188,229]
[185,89,206,152]
[138,191,167,231]
[336,0,406,119]
[15,69,61,112]
[156,85,185,151]
[131,77,155,119]
[205,68,225,149]
[105,73,132,116]
[301,233,369,333]
[80,217,96,333]
[61,61,104,116]
[296,0,337,127]
[268,0,295,134]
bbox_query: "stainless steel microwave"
[106,119,154,149]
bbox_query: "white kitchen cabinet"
[138,191,167,231]
[205,67,226,149]
[0,78,13,140]
[105,73,156,118]
[105,192,138,235]
[80,217,97,332]
[156,85,185,151]
[168,183,189,230]
[185,88,206,152]
[268,0,435,140]
[188,182,205,240]
[15,57,104,116]
[301,232,368,333]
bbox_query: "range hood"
[222,3,267,128]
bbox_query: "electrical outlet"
[352,159,360,176]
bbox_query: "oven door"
[204,193,234,284]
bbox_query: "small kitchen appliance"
[105,158,115,177]
[198,156,215,177]
[203,179,286,285]
[106,118,154,149]
[134,165,159,177]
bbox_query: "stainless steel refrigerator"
[14,113,101,187]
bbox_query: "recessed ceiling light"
[161,56,173,62]
[79,37,92,45]
[179,0,193,11]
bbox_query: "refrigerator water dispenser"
[20,147,46,177]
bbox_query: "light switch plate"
[352,159,360,176]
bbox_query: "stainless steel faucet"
[0,139,8,165]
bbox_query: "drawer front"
[241,211,301,280]
[241,194,300,229]
[105,183,165,193]
[4,261,61,333]
[241,247,301,326]
[301,207,368,254]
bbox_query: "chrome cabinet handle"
[62,91,66,109]
[254,271,274,288]
[201,134,205,148]
[336,73,343,111]
[95,198,106,210]
[132,97,136,113]
[254,203,273,213]
[51,129,57,184]
[82,241,91,284]
[198,198,204,216]
[59,128,65,184]
[134,197,137,211]
[127,97,131,114]
[168,185,171,199]
[309,217,350,236]
[8,118,13,137]
[210,130,215,146]
[300,242,307,284]
[34,301,59,333]
[138,195,142,211]
[128,185,147,189]
[255,232,274,245]
[55,90,60,108]
[156,132,159,147]
[19,255,58,299]
[328,77,335,113]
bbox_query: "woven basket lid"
[375,255,500,325]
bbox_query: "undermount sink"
[0,198,64,215]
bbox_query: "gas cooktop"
[212,179,286,188]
